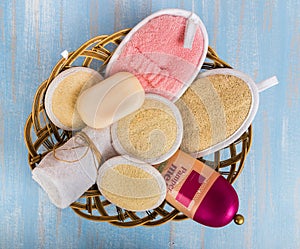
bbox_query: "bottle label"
[157,150,219,217]
[176,170,205,208]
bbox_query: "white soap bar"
[77,72,145,129]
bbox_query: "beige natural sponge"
[176,68,254,158]
[111,94,183,164]
[97,156,167,211]
[45,67,103,130]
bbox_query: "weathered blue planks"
[0,0,299,248]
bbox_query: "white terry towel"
[32,126,117,209]
[82,126,117,161]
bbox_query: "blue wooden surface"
[1,0,299,248]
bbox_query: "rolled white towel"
[32,126,118,209]
[82,126,117,161]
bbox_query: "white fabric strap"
[61,50,69,59]
[256,76,279,93]
[184,13,198,49]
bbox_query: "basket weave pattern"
[24,29,252,227]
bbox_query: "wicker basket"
[24,29,252,227]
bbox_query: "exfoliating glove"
[106,9,208,102]
[176,68,278,157]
